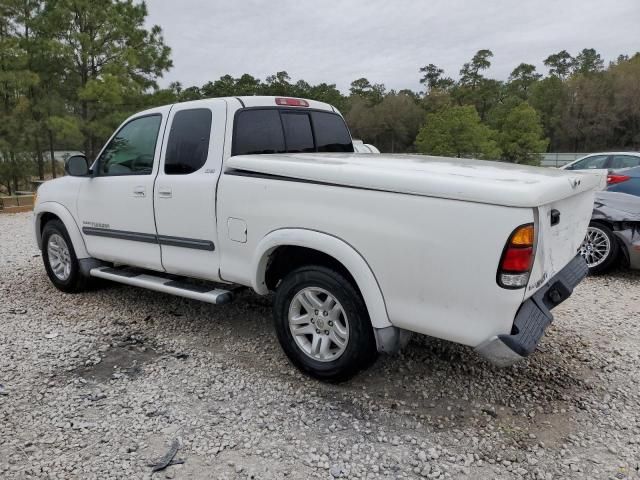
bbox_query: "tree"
[529,76,567,150]
[454,50,501,120]
[347,92,424,153]
[544,50,574,78]
[0,152,34,195]
[609,54,640,148]
[306,82,347,112]
[374,93,424,152]
[178,86,202,101]
[459,49,493,88]
[452,77,503,121]
[52,0,172,159]
[560,72,617,151]
[497,103,548,165]
[2,0,51,180]
[508,63,541,99]
[264,71,293,96]
[0,0,41,190]
[349,77,385,105]
[573,48,604,74]
[415,105,500,159]
[346,96,383,146]
[201,75,236,98]
[615,54,629,65]
[421,87,453,114]
[234,74,261,96]
[419,63,454,92]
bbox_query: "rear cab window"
[281,112,314,153]
[232,108,353,156]
[310,111,353,152]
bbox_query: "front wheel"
[273,266,377,382]
[41,219,88,292]
[579,222,619,275]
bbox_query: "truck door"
[77,108,169,270]
[153,99,226,280]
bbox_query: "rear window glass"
[311,111,354,152]
[281,113,314,153]
[610,155,640,169]
[233,109,285,155]
[232,108,353,156]
[165,108,212,174]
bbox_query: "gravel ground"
[1,211,639,480]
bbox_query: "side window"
[610,155,640,169]
[165,109,212,175]
[568,155,608,170]
[233,110,285,155]
[98,115,162,176]
[281,113,314,153]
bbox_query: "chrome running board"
[89,267,233,305]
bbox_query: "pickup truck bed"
[227,153,602,207]
[225,153,603,299]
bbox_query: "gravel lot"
[1,211,639,480]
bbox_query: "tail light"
[275,97,309,107]
[607,174,630,185]
[497,224,535,289]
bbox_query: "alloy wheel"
[288,287,350,362]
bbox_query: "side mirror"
[65,155,90,177]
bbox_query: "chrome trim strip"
[82,227,214,251]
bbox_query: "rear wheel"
[42,219,88,292]
[273,266,377,382]
[579,222,619,274]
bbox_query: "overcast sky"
[145,0,639,93]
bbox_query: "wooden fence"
[0,194,35,213]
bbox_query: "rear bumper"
[475,254,588,367]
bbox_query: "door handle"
[157,186,172,198]
[133,186,146,197]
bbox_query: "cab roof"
[134,96,337,119]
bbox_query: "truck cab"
[61,97,351,280]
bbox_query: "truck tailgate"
[526,189,596,298]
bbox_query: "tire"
[579,222,619,275]
[273,265,377,382]
[41,219,88,293]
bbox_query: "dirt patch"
[75,340,160,383]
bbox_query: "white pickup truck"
[34,96,604,381]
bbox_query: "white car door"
[153,99,227,280]
[77,107,170,271]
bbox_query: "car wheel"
[42,219,88,292]
[579,222,619,275]
[273,265,377,382]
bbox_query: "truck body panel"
[217,170,533,346]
